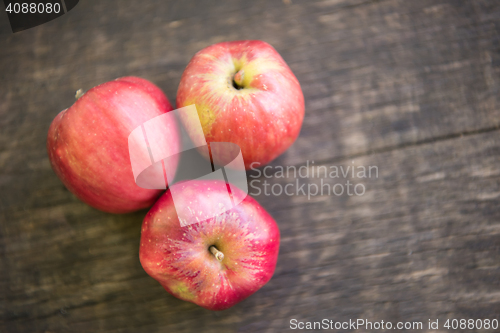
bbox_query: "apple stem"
[209,245,224,261]
[75,89,85,99]
[233,70,245,89]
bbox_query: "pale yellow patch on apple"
[169,280,196,302]
[235,56,285,88]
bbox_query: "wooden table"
[1,0,500,332]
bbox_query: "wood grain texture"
[1,0,499,332]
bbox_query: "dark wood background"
[1,0,500,332]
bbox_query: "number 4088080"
[5,2,61,14]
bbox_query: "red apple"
[176,40,304,169]
[47,76,180,213]
[139,180,280,310]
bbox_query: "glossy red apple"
[176,40,304,169]
[139,180,280,310]
[47,76,180,213]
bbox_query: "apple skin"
[139,180,280,310]
[176,40,304,169]
[47,76,180,213]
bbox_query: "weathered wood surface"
[1,0,500,332]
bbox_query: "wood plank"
[2,130,499,332]
[1,0,499,164]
